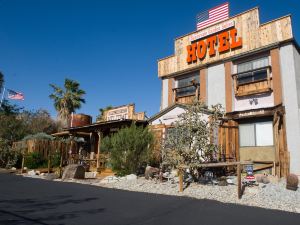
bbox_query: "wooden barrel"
[70,114,92,127]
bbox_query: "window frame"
[173,73,200,98]
[232,54,272,96]
[239,120,274,147]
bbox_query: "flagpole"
[0,87,5,108]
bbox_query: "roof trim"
[148,103,212,123]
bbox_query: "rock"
[255,174,269,183]
[126,174,137,181]
[100,176,119,184]
[11,167,16,171]
[262,176,270,184]
[286,173,299,191]
[62,164,86,180]
[35,170,41,175]
[85,172,97,179]
[218,176,228,186]
[145,166,159,180]
[28,170,36,176]
[226,178,234,184]
[44,173,59,180]
[171,169,178,177]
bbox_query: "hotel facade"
[151,7,300,176]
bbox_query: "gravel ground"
[59,176,300,214]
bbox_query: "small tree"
[102,124,153,175]
[96,105,113,122]
[162,101,224,175]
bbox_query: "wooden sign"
[186,28,242,63]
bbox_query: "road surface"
[0,173,299,225]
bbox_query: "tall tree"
[49,78,86,127]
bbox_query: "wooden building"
[150,7,300,177]
[53,104,147,171]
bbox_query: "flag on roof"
[196,2,229,31]
[7,89,25,100]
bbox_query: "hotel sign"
[186,21,242,64]
[189,20,235,42]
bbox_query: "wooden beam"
[271,48,283,105]
[225,62,232,112]
[179,169,183,192]
[200,68,207,104]
[21,154,25,174]
[96,131,102,172]
[237,163,242,199]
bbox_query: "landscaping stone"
[28,170,36,176]
[85,172,97,179]
[126,174,137,181]
[62,164,85,180]
[44,173,59,180]
[286,174,299,191]
[145,166,159,179]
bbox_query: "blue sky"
[0,0,299,121]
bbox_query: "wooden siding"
[225,62,232,112]
[158,8,293,77]
[200,68,207,104]
[168,78,174,106]
[271,48,283,105]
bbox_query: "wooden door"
[219,120,239,162]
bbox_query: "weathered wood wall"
[158,8,293,77]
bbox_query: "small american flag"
[196,2,229,31]
[7,89,25,100]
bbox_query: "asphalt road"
[0,173,299,225]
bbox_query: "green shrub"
[25,152,47,169]
[0,138,22,168]
[102,124,153,175]
[51,151,61,168]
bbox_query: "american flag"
[7,89,25,100]
[196,2,229,31]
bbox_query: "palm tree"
[49,78,86,127]
[96,105,113,122]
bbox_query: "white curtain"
[239,124,255,147]
[256,121,274,146]
[237,56,269,73]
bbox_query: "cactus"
[286,174,299,191]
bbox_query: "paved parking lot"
[0,173,299,225]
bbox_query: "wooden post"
[59,147,63,178]
[47,145,51,174]
[96,131,102,172]
[21,154,25,174]
[237,163,242,199]
[179,168,183,192]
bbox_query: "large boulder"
[62,164,86,180]
[286,173,299,191]
[144,166,159,180]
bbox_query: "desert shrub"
[23,132,54,141]
[162,101,224,177]
[0,138,22,168]
[102,124,153,176]
[25,152,47,169]
[51,151,61,168]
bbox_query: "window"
[176,73,200,97]
[239,121,273,147]
[236,57,269,85]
